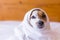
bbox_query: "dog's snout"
[38,21,44,26]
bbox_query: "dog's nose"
[38,21,44,26]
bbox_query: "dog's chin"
[34,25,44,31]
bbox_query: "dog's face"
[28,9,49,31]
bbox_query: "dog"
[14,8,57,40]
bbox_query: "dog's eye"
[31,16,36,19]
[41,13,47,21]
[42,13,46,18]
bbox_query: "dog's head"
[23,8,50,31]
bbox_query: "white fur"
[14,8,57,40]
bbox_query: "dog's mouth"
[37,24,44,29]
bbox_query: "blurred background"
[0,0,60,22]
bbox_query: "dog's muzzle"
[37,21,44,28]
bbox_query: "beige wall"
[0,0,60,22]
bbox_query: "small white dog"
[14,8,57,40]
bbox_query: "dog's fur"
[14,8,57,40]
